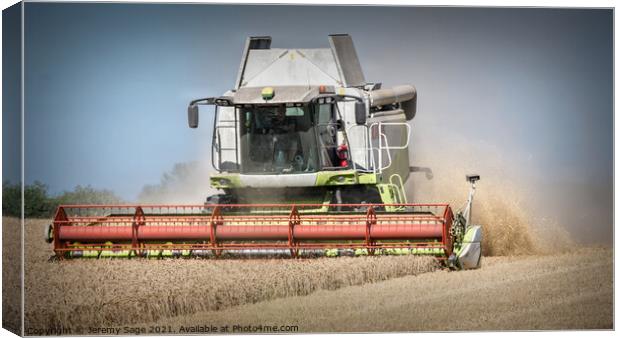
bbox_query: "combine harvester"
[46,35,482,269]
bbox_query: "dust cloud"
[137,161,217,204]
[408,131,580,256]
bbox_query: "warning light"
[261,87,274,100]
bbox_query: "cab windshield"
[238,104,341,174]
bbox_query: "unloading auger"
[45,34,482,269]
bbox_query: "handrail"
[347,121,410,175]
[389,174,408,204]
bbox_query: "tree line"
[2,181,123,218]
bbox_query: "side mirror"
[354,101,366,125]
[188,105,199,128]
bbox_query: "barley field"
[2,214,613,334]
[11,218,437,334]
[151,246,611,332]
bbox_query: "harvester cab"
[46,34,482,269]
[188,34,418,208]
